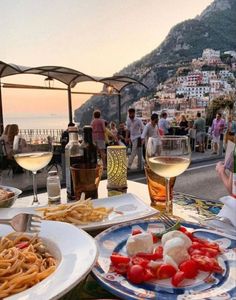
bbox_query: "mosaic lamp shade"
[107,146,127,190]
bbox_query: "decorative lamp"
[44,76,54,88]
[107,145,127,194]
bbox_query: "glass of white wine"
[13,134,53,205]
[146,136,191,214]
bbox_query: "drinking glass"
[146,136,191,214]
[13,134,53,205]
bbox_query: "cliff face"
[75,0,236,126]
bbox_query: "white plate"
[0,193,158,232]
[0,221,98,300]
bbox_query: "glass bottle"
[47,170,61,204]
[65,126,83,201]
[80,125,97,169]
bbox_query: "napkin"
[217,195,236,228]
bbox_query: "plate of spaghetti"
[0,221,98,299]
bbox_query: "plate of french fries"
[37,193,114,226]
[36,193,157,231]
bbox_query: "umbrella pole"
[118,92,121,124]
[67,86,73,124]
[0,82,3,134]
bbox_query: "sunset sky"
[1,0,213,119]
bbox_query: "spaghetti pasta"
[0,233,57,298]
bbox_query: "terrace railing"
[19,129,63,143]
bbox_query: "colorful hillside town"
[133,49,236,121]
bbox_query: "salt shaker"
[47,170,61,204]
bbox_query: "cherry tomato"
[191,255,223,273]
[127,264,145,284]
[110,253,130,266]
[191,254,213,272]
[112,263,129,275]
[132,229,142,235]
[171,271,185,287]
[143,268,156,281]
[131,256,149,268]
[191,236,205,244]
[210,258,224,273]
[16,241,29,249]
[202,240,220,251]
[188,247,204,256]
[136,251,162,261]
[152,233,159,244]
[201,247,219,258]
[179,226,187,233]
[154,246,163,259]
[191,241,205,249]
[157,264,177,279]
[179,259,198,279]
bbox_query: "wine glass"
[13,134,53,205]
[146,136,191,214]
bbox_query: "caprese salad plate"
[92,219,236,300]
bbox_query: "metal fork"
[0,213,42,233]
[158,213,178,228]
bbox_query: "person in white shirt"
[141,113,162,156]
[125,108,144,169]
[159,111,170,135]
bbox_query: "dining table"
[10,179,230,300]
[13,180,223,224]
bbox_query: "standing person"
[60,122,75,153]
[211,112,225,154]
[193,112,206,153]
[110,121,118,140]
[158,111,170,135]
[188,120,196,151]
[91,110,106,168]
[225,115,236,146]
[178,114,189,135]
[141,113,162,156]
[104,121,117,146]
[125,108,144,169]
[117,122,127,146]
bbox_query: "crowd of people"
[2,108,235,181]
[89,108,236,169]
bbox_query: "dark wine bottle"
[80,125,97,169]
[65,126,83,200]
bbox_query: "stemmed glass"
[13,134,53,205]
[146,136,191,214]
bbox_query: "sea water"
[4,114,70,130]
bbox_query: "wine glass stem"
[165,177,171,214]
[32,171,39,204]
